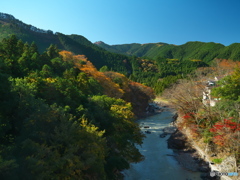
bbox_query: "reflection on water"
[123,110,201,180]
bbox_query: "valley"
[0,12,239,180]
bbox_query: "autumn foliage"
[210,119,240,147]
[216,59,240,70]
[59,50,155,117]
[60,50,124,98]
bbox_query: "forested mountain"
[95,41,169,58]
[1,12,239,96]
[95,40,240,94]
[0,12,219,95]
[96,40,240,63]
[0,35,155,179]
[0,13,132,75]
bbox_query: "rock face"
[0,12,52,34]
[167,129,187,149]
[0,12,15,20]
[94,41,105,45]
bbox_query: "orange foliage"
[59,50,87,63]
[104,71,129,90]
[59,51,124,98]
[215,59,240,75]
[59,50,155,117]
[218,59,240,69]
[129,81,155,100]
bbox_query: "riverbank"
[166,113,237,180]
[167,129,219,180]
[153,98,219,180]
[124,109,202,180]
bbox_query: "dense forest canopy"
[0,35,156,179]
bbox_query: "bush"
[212,158,223,164]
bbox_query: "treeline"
[0,35,155,179]
[129,56,209,94]
[97,41,240,95]
[97,41,240,63]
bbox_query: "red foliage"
[210,118,240,146]
[182,112,195,120]
[210,119,239,133]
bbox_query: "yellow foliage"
[80,118,105,137]
[191,59,202,62]
[44,77,57,83]
[110,103,134,120]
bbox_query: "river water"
[123,109,202,180]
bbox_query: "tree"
[40,64,53,78]
[90,95,144,179]
[211,68,240,101]
[47,44,59,59]
[29,42,39,55]
[2,35,18,59]
[15,104,107,180]
[99,65,109,72]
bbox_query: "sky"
[1,0,240,46]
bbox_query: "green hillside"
[0,13,132,75]
[95,42,168,57]
[96,40,240,62]
[2,12,239,96]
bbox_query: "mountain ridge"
[2,12,240,64]
[94,40,240,63]
[0,12,53,34]
[0,12,133,74]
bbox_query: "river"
[123,109,202,180]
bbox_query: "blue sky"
[1,0,240,45]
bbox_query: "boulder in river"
[163,126,177,134]
[159,132,168,138]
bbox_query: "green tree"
[15,103,107,180]
[99,65,109,72]
[47,44,59,59]
[2,35,18,59]
[90,95,144,179]
[211,68,240,101]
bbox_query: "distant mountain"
[94,41,169,57]
[0,12,132,74]
[95,40,240,63]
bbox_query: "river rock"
[163,126,177,134]
[200,172,220,180]
[198,166,210,172]
[167,130,187,149]
[159,132,168,138]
